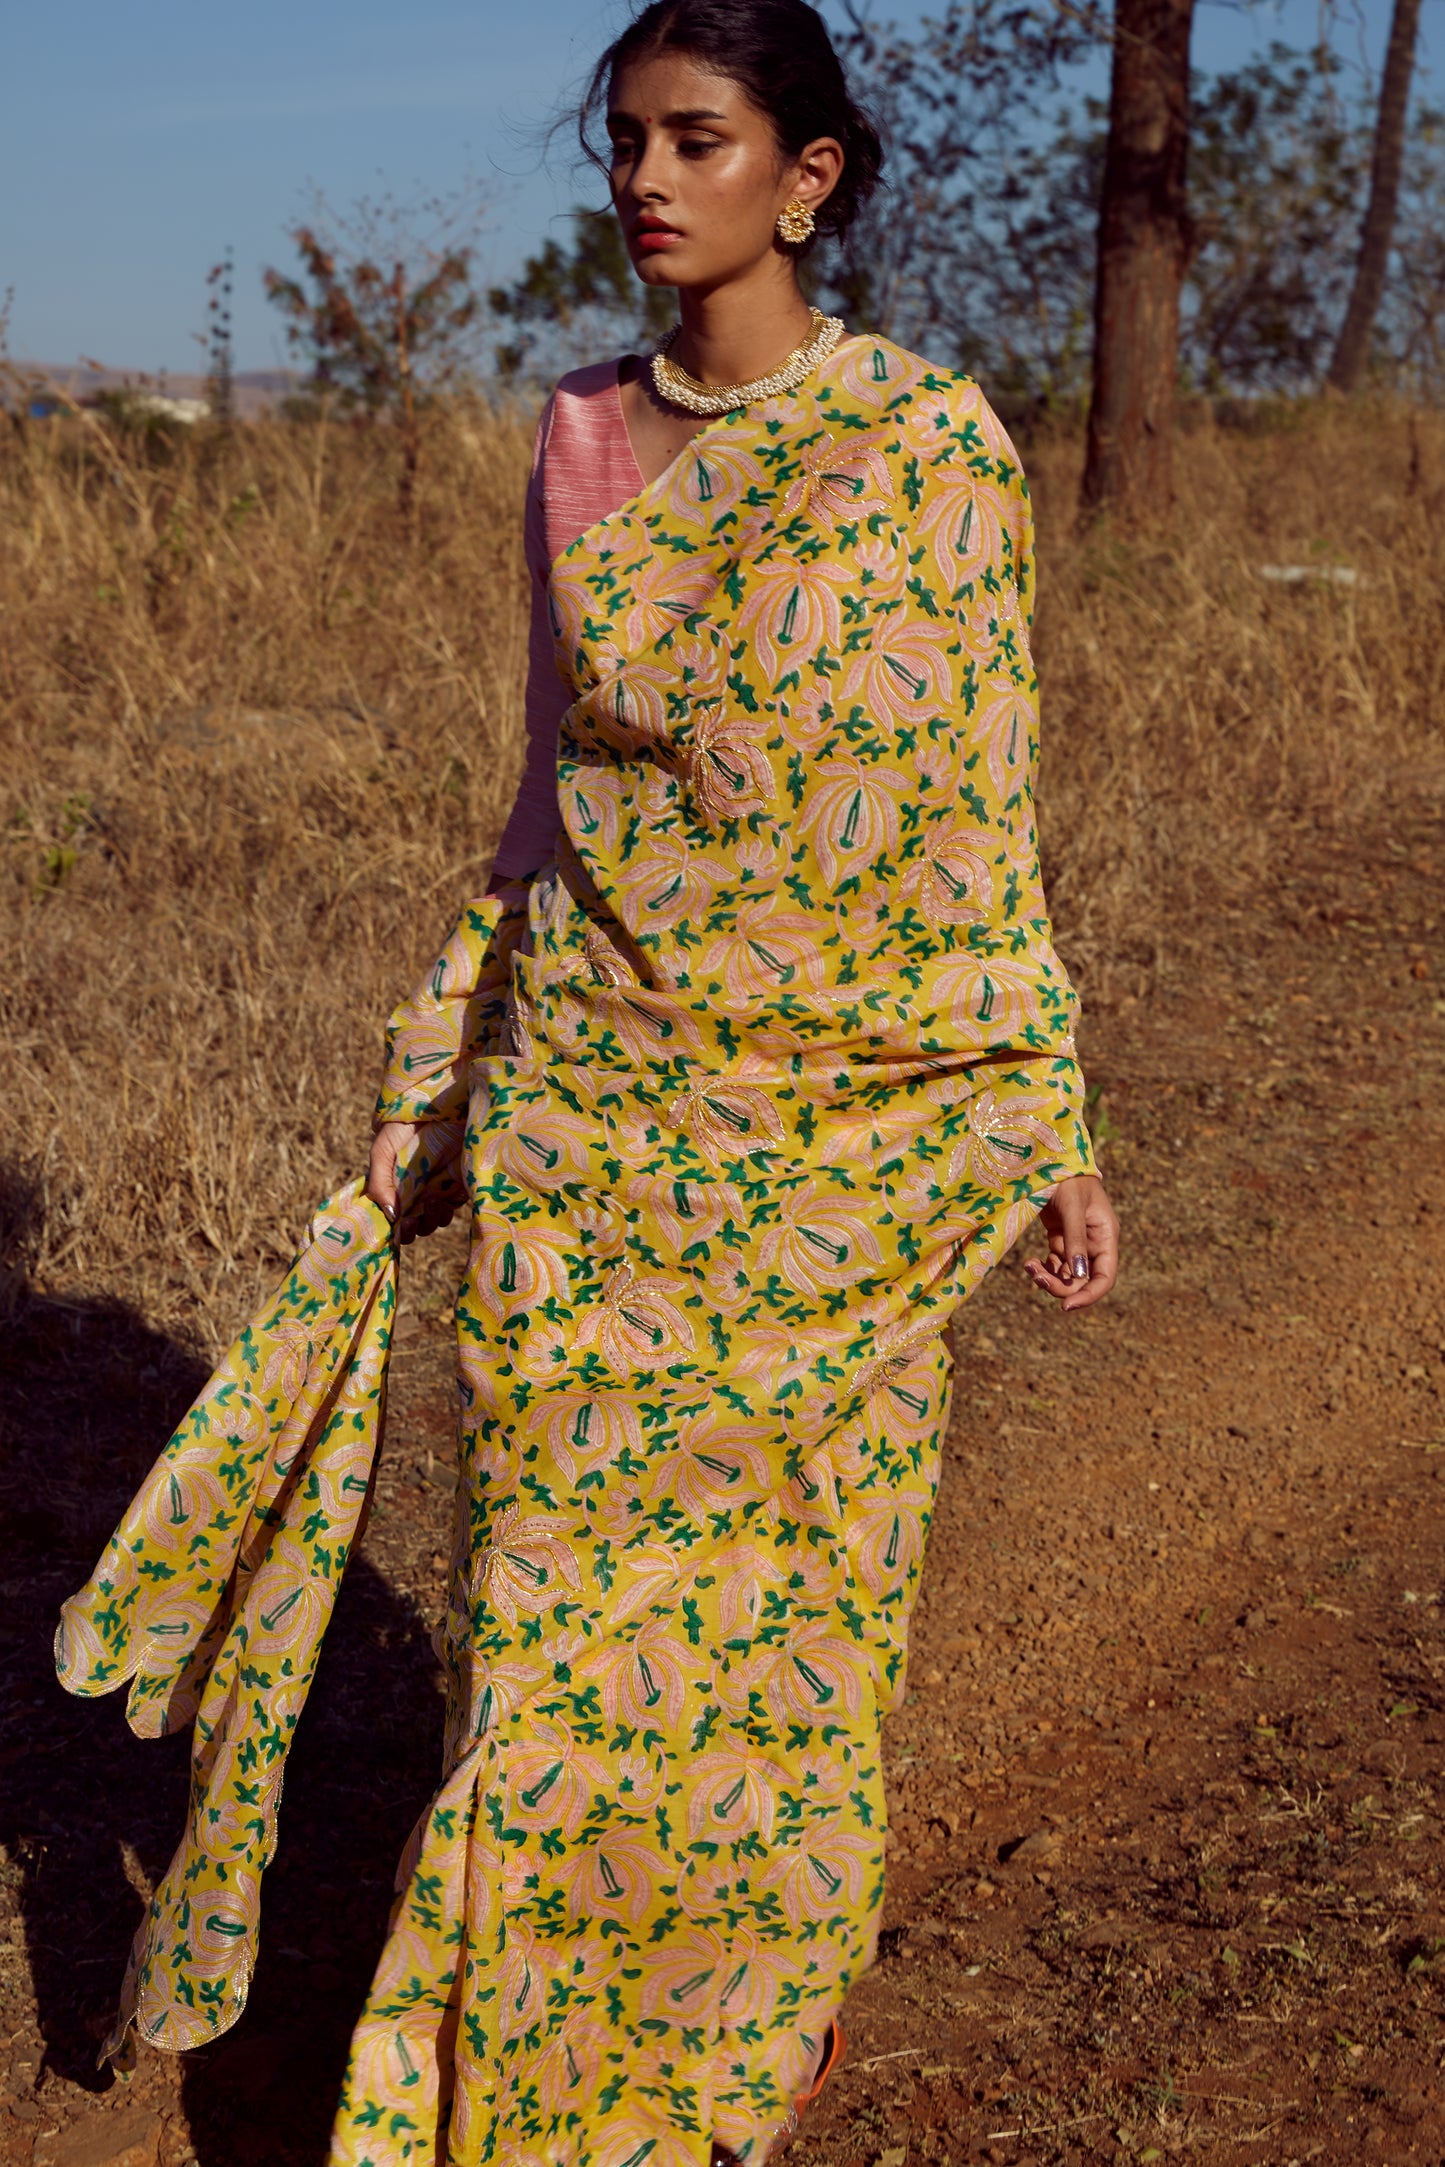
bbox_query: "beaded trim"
[649,308,845,416]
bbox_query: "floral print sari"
[335,335,1094,2163]
[59,333,1093,2166]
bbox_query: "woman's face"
[607,51,839,291]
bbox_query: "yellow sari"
[60,334,1093,2165]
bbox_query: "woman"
[59,0,1117,2157]
[348,0,1116,2156]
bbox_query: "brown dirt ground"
[1,793,1442,2167]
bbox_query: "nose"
[627,129,673,205]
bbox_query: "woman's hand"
[1024,1174,1119,1313]
[366,1120,465,1245]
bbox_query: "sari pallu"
[335,335,1096,2166]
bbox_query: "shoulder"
[551,357,632,408]
[532,358,635,481]
[818,332,964,410]
[825,334,1022,471]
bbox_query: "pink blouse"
[489,361,644,883]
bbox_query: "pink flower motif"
[574,1263,697,1373]
[681,701,774,823]
[853,534,907,597]
[471,1503,582,1630]
[781,433,893,525]
[838,618,956,727]
[798,756,908,888]
[835,337,928,409]
[974,686,1036,800]
[617,552,719,650]
[899,819,997,925]
[736,556,852,681]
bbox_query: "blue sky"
[1,0,1404,373]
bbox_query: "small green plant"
[34,793,92,896]
[1085,1082,1119,1150]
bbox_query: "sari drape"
[335,336,1094,2164]
[53,1126,463,2066]
[59,333,1094,2165]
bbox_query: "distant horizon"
[2,0,1399,377]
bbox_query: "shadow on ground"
[0,1164,445,2164]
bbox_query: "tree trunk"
[1080,0,1196,522]
[1326,0,1422,394]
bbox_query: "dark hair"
[578,0,883,243]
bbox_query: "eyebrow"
[607,105,728,127]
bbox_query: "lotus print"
[473,1503,582,1629]
[714,1930,799,2026]
[686,1746,781,1843]
[755,1182,883,1295]
[839,618,955,727]
[483,1102,595,1192]
[835,338,926,407]
[655,437,770,525]
[666,1075,785,1164]
[534,2016,616,2116]
[848,1487,927,1598]
[653,1414,776,1521]
[574,1264,697,1372]
[610,825,726,929]
[681,701,774,822]
[585,1613,689,1728]
[761,1815,876,1927]
[618,1171,747,1254]
[473,1222,572,1321]
[501,1716,612,1843]
[781,433,893,524]
[756,1616,867,1728]
[572,646,675,756]
[930,951,1047,1046]
[947,1086,1066,1189]
[918,473,1009,592]
[525,1390,643,1484]
[618,552,718,648]
[974,687,1036,800]
[735,556,851,681]
[731,1319,843,1400]
[260,1321,316,1400]
[798,757,908,888]
[692,896,830,999]
[899,819,996,925]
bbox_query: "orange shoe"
[794,2020,845,2115]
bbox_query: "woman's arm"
[367,401,568,1232]
[488,400,568,885]
[958,384,1120,1314]
[365,879,532,1232]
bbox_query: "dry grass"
[1,393,1440,1344]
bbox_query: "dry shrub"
[1028,404,1445,994]
[1,402,531,1340]
[1,394,1440,1343]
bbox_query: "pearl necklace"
[650,308,845,416]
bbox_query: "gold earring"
[775,198,816,245]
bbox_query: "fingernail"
[1071,1254,1089,1280]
